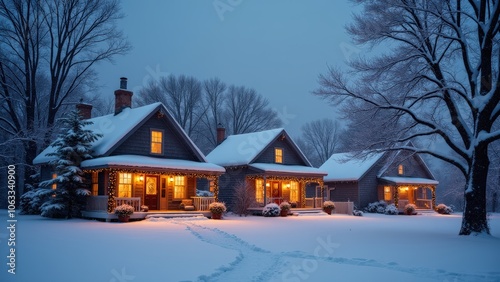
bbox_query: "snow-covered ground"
[1,210,499,282]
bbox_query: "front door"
[145,176,159,210]
[271,182,281,204]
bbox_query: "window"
[151,130,163,154]
[118,173,132,197]
[91,172,98,196]
[51,173,57,190]
[384,186,392,201]
[398,164,404,175]
[173,176,186,199]
[290,181,299,202]
[256,179,264,203]
[275,148,283,163]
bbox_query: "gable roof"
[320,152,385,182]
[206,128,313,167]
[377,149,437,180]
[33,102,207,165]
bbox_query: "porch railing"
[115,197,141,212]
[86,195,108,211]
[192,196,215,211]
[305,197,323,208]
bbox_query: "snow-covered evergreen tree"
[36,109,101,218]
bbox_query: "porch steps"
[145,213,207,219]
[292,209,326,216]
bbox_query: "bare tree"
[224,85,282,135]
[137,74,204,137]
[0,0,129,191]
[315,0,499,235]
[299,119,343,166]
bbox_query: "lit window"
[290,181,299,202]
[255,179,264,203]
[398,164,404,175]
[52,173,57,190]
[174,176,186,199]
[384,186,392,201]
[151,130,163,154]
[275,148,283,163]
[91,172,98,195]
[118,173,132,197]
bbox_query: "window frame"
[150,129,164,155]
[118,173,132,198]
[398,164,404,175]
[173,176,186,199]
[275,148,283,164]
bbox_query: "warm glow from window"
[384,186,392,201]
[118,173,132,197]
[275,148,283,163]
[398,164,404,175]
[151,130,163,154]
[91,172,98,195]
[174,176,186,199]
[51,173,57,190]
[256,179,264,203]
[290,181,299,202]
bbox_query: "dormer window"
[398,164,404,175]
[275,148,283,163]
[151,129,163,154]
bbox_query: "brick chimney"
[76,102,93,119]
[114,77,133,115]
[216,123,225,145]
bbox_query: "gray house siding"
[326,182,359,207]
[380,153,433,179]
[254,138,305,165]
[111,115,197,161]
[217,167,248,210]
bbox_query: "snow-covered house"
[206,127,327,209]
[33,78,225,215]
[320,149,438,211]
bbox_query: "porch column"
[107,170,117,213]
[213,176,219,202]
[431,186,436,210]
[263,176,267,205]
[301,181,306,208]
[393,186,399,208]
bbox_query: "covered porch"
[80,155,225,216]
[247,163,327,208]
[378,176,438,211]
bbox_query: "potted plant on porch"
[323,201,335,215]
[209,202,226,220]
[279,201,291,217]
[114,204,134,222]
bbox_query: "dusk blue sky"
[95,0,358,138]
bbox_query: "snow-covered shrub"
[280,201,291,211]
[209,202,227,214]
[436,204,453,215]
[114,204,134,217]
[365,200,387,213]
[262,203,280,217]
[353,210,363,216]
[384,204,399,215]
[19,189,48,215]
[140,205,149,212]
[404,203,417,215]
[196,189,214,197]
[323,201,335,210]
[232,181,255,216]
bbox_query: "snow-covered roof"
[206,128,286,166]
[320,152,385,182]
[34,103,208,165]
[379,176,439,185]
[81,155,225,173]
[249,163,327,176]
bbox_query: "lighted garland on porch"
[107,170,116,213]
[432,187,436,210]
[393,186,399,208]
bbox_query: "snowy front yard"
[1,211,499,282]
